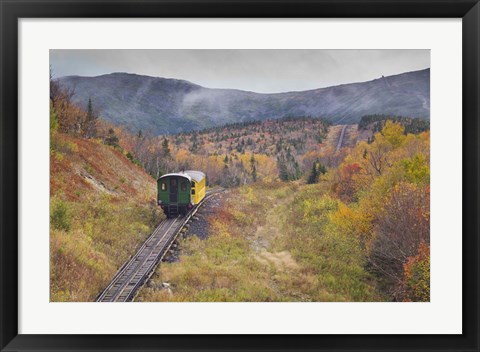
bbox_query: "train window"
[191,189,195,195]
[181,182,187,191]
[161,182,166,191]
[191,181,195,188]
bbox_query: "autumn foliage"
[330,121,430,301]
[401,241,430,301]
[49,72,430,302]
[139,119,430,302]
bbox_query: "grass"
[50,133,164,301]
[50,194,162,301]
[279,185,381,301]
[138,181,382,302]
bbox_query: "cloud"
[50,49,430,94]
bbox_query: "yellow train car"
[185,170,206,205]
[157,170,206,217]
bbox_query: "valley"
[49,62,430,303]
[50,110,430,302]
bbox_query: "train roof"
[184,170,206,182]
[158,170,205,183]
[158,173,191,182]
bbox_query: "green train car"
[157,170,206,218]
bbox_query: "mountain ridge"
[57,68,430,135]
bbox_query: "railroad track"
[96,189,223,302]
[336,125,348,151]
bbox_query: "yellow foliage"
[330,201,373,241]
[175,149,190,164]
[210,218,231,238]
[377,120,406,148]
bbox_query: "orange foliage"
[401,241,430,302]
[51,133,156,203]
[334,163,362,201]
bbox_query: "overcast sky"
[50,49,430,94]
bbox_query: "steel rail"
[96,189,223,302]
[110,216,181,302]
[336,124,348,152]
[95,218,172,301]
[126,189,223,302]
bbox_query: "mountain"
[57,68,430,135]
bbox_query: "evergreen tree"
[251,165,257,182]
[190,133,199,153]
[87,97,93,119]
[277,156,289,181]
[105,128,119,148]
[318,163,327,175]
[307,160,327,184]
[162,138,171,158]
[250,154,257,182]
[50,101,58,137]
[84,97,97,138]
[307,162,319,184]
[294,161,302,179]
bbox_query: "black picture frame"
[1,0,478,351]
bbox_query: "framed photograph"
[1,0,478,351]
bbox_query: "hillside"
[123,115,429,189]
[51,134,157,200]
[172,116,331,158]
[50,133,164,301]
[49,98,430,302]
[138,121,430,302]
[57,69,430,135]
[127,116,336,187]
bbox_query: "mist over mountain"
[57,68,430,135]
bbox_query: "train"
[157,170,206,218]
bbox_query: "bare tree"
[368,182,430,299]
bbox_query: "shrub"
[335,163,362,201]
[51,198,71,231]
[50,101,58,136]
[368,182,430,299]
[402,154,430,185]
[400,241,430,302]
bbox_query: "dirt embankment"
[51,133,156,203]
